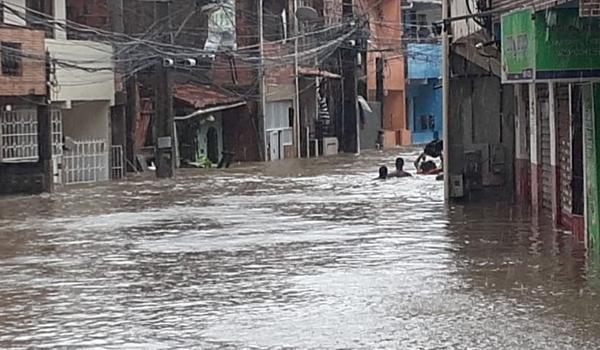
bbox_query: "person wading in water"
[376,166,389,180]
[390,158,412,178]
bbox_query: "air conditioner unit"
[322,137,338,156]
[450,174,464,198]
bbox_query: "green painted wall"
[501,8,535,81]
[501,8,600,81]
[593,84,600,251]
[585,83,600,253]
[535,9,600,74]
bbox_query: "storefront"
[501,7,600,249]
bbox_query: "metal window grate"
[111,145,125,180]
[0,110,39,162]
[51,109,63,156]
[63,139,109,184]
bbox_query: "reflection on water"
[0,150,599,349]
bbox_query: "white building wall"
[449,0,481,40]
[62,101,111,142]
[3,0,26,26]
[46,39,115,105]
[53,0,67,40]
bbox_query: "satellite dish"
[296,6,319,22]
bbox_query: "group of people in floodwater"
[377,139,443,181]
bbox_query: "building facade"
[0,23,50,194]
[445,0,600,252]
[359,0,410,147]
[0,0,366,195]
[404,0,442,145]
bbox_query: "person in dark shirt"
[415,139,443,175]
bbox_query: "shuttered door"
[523,85,531,199]
[538,86,552,211]
[556,84,572,226]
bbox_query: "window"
[1,42,22,76]
[26,0,54,38]
[417,115,435,131]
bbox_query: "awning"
[175,101,247,121]
[173,83,245,121]
[298,67,342,79]
[173,83,243,110]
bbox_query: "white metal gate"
[63,139,109,184]
[265,101,293,160]
[51,110,63,156]
[51,110,64,184]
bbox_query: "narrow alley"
[0,151,599,349]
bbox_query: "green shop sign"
[501,8,535,82]
[501,8,600,82]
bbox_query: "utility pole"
[38,52,53,193]
[293,0,301,158]
[258,0,267,161]
[108,0,128,176]
[442,0,450,200]
[154,0,174,178]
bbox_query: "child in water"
[376,166,388,180]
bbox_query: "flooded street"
[1,150,600,349]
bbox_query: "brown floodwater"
[0,150,599,349]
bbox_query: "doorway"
[207,127,219,164]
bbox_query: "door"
[207,127,219,164]
[266,100,293,161]
[556,84,572,226]
[269,131,280,160]
[572,85,584,216]
[571,84,585,241]
[538,85,552,211]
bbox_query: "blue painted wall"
[407,44,441,80]
[407,43,442,144]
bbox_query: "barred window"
[1,42,22,76]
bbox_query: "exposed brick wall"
[581,0,600,17]
[211,54,257,87]
[0,28,46,96]
[264,42,294,87]
[207,0,259,88]
[66,0,110,34]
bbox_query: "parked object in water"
[415,138,443,175]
